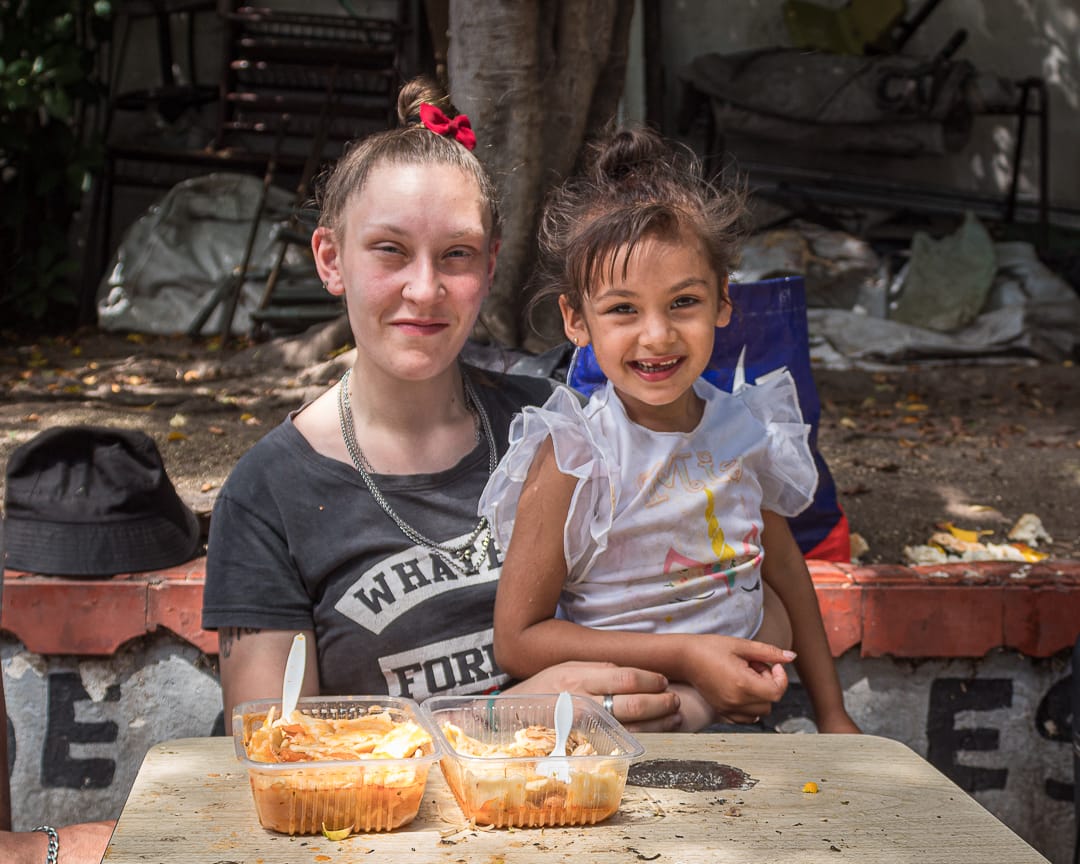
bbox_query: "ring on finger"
[602,693,615,714]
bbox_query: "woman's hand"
[0,821,116,864]
[506,661,682,732]
[683,635,793,723]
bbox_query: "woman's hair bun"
[397,76,453,126]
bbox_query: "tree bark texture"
[448,0,634,351]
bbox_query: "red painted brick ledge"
[2,558,1079,659]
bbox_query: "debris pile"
[903,514,1052,565]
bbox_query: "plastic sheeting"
[96,173,303,335]
[808,240,1080,368]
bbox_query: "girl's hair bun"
[591,127,670,184]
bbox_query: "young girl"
[482,126,859,733]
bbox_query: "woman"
[201,77,792,734]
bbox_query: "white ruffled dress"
[480,371,818,639]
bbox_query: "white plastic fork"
[280,633,306,719]
[535,691,573,783]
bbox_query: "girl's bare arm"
[760,511,860,733]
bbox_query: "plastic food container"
[233,695,442,835]
[423,693,644,828]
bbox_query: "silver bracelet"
[31,825,59,864]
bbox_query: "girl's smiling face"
[560,229,730,432]
[314,161,497,383]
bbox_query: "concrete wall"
[3,634,1073,864]
[653,0,1080,217]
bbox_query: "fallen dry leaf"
[1009,542,1048,562]
[938,522,994,544]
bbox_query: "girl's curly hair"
[531,125,746,315]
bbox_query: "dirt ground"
[1,326,1077,566]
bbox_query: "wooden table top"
[103,733,1048,863]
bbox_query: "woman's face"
[314,161,497,384]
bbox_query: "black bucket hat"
[3,425,202,576]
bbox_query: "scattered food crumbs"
[315,857,331,862]
[802,781,819,793]
[206,773,220,778]
[208,426,225,435]
[201,482,216,492]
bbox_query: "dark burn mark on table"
[627,759,757,792]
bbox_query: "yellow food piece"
[322,823,353,841]
[802,781,819,793]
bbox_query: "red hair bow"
[419,103,477,151]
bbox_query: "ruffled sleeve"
[479,385,615,572]
[735,369,819,517]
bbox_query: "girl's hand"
[506,661,682,732]
[683,636,793,723]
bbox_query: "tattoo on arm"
[219,627,262,659]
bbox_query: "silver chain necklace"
[337,366,495,574]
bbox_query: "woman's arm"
[506,661,682,731]
[494,442,793,722]
[760,511,860,733]
[0,822,116,864]
[217,627,319,735]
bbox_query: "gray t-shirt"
[202,368,553,700]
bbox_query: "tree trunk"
[448,0,634,352]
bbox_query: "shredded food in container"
[246,706,432,763]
